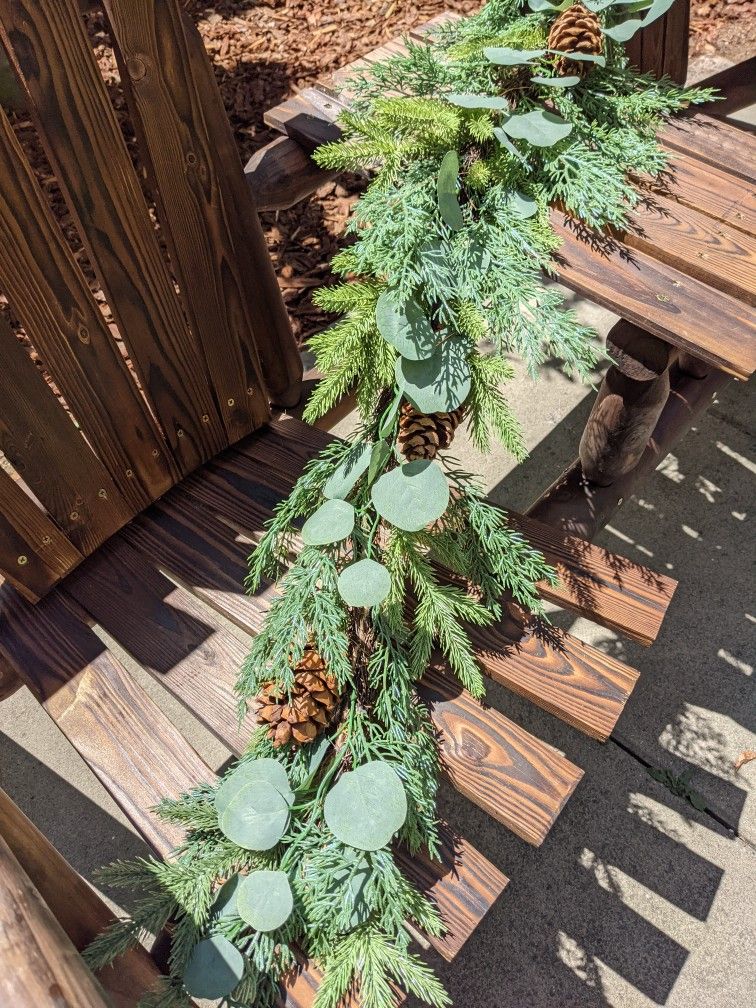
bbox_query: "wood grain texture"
[0,585,214,853]
[623,190,756,306]
[0,652,21,700]
[0,833,111,1008]
[658,113,756,185]
[102,0,280,430]
[0,788,165,1008]
[68,537,507,960]
[419,665,582,845]
[245,134,337,212]
[0,0,225,473]
[123,485,583,842]
[0,469,83,601]
[549,211,756,380]
[0,105,174,508]
[652,148,756,238]
[0,316,131,554]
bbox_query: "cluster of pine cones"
[548,3,604,77]
[254,643,339,747]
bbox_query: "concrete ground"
[2,100,755,1008]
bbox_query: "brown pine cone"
[398,403,465,462]
[254,644,340,748]
[547,3,604,77]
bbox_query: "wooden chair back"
[0,0,301,602]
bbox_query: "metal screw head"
[17,555,28,565]
[125,469,134,478]
[41,536,51,546]
[247,387,255,396]
[227,398,235,407]
[69,511,79,521]
[152,449,159,457]
[201,414,210,423]
[177,429,185,438]
[127,56,147,81]
[186,151,197,168]
[78,326,90,344]
[98,489,108,499]
[656,294,670,303]
[75,496,84,506]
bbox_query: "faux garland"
[85,3,712,1006]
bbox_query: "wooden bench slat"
[122,488,582,844]
[652,149,756,238]
[623,190,756,306]
[658,113,756,185]
[65,537,508,959]
[549,211,756,380]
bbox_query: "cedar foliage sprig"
[86,3,714,1006]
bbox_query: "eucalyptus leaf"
[437,150,464,231]
[528,0,571,9]
[371,459,450,533]
[212,873,242,920]
[219,781,290,850]
[506,190,538,219]
[305,733,332,784]
[236,870,294,932]
[378,388,403,440]
[603,0,675,40]
[337,558,391,608]
[301,498,355,547]
[530,74,581,88]
[183,935,245,999]
[375,291,437,360]
[447,92,510,109]
[395,337,471,415]
[501,109,572,147]
[323,443,372,499]
[215,759,293,817]
[549,50,607,67]
[324,760,407,851]
[483,46,546,65]
[367,440,392,485]
[493,127,529,165]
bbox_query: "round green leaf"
[301,499,355,547]
[212,873,242,919]
[323,443,372,499]
[375,292,438,361]
[236,870,294,932]
[337,559,391,608]
[215,758,293,818]
[183,935,245,1000]
[395,339,471,414]
[506,190,538,218]
[549,49,607,67]
[447,92,510,109]
[437,150,464,231]
[371,460,450,532]
[324,760,407,851]
[493,127,530,166]
[530,74,581,88]
[331,851,373,929]
[219,781,290,850]
[483,46,546,65]
[501,109,573,147]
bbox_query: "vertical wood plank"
[0,0,226,474]
[104,0,297,429]
[0,105,175,509]
[0,470,82,602]
[625,2,689,84]
[0,317,131,554]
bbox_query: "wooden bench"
[0,3,747,1006]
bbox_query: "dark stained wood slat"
[0,318,131,554]
[67,537,507,960]
[641,149,756,239]
[0,789,165,1008]
[0,0,226,474]
[0,471,83,602]
[549,211,756,380]
[124,486,583,843]
[102,0,273,436]
[623,191,756,306]
[0,106,174,508]
[658,113,756,185]
[225,416,676,646]
[0,586,214,854]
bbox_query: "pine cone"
[398,403,465,462]
[254,644,340,748]
[547,3,603,76]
